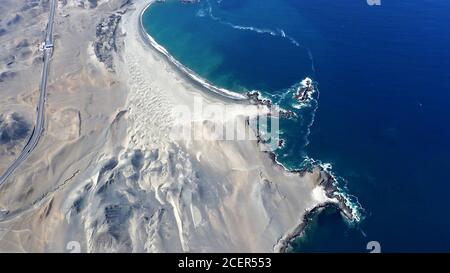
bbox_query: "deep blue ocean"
[142,0,450,252]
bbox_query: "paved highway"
[0,0,57,186]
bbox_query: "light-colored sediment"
[0,0,342,252]
[0,0,49,172]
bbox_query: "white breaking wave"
[196,0,362,228]
[199,0,319,76]
[300,80,319,148]
[307,49,316,73]
[200,0,301,47]
[302,156,364,223]
[140,4,247,101]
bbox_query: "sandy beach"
[0,0,353,252]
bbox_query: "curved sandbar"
[139,1,247,102]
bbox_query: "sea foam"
[201,0,301,47]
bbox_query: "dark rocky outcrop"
[247,90,297,119]
[6,14,22,26]
[93,14,121,71]
[0,71,17,82]
[88,0,99,9]
[20,0,40,12]
[16,39,29,49]
[0,113,30,145]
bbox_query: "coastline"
[0,0,359,252]
[136,0,359,252]
[139,1,247,102]
[2,0,449,254]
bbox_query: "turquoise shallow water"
[143,0,450,252]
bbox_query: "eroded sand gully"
[0,0,347,252]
